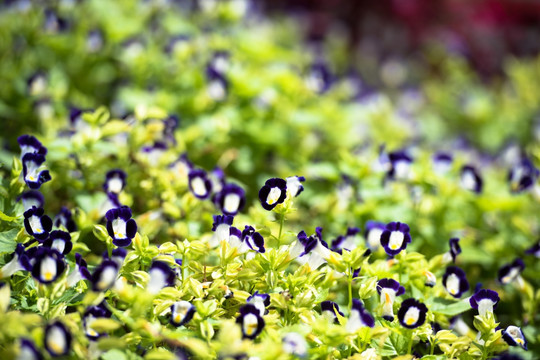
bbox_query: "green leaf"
[428,297,471,316]
[378,330,409,357]
[102,349,128,360]
[0,228,19,254]
[0,211,18,222]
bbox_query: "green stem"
[348,269,353,311]
[407,332,413,355]
[277,211,285,247]
[107,238,113,259]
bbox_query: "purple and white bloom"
[387,151,413,181]
[258,178,287,211]
[0,244,30,278]
[18,135,47,157]
[364,221,386,251]
[213,183,246,216]
[170,300,196,327]
[449,316,472,336]
[66,253,91,287]
[305,62,332,94]
[44,321,71,357]
[498,258,525,285]
[470,289,499,317]
[282,333,308,357]
[502,326,528,350]
[246,291,270,316]
[209,51,230,74]
[206,69,228,101]
[236,304,265,339]
[141,142,167,164]
[99,192,123,217]
[210,215,234,247]
[525,241,540,258]
[442,266,469,298]
[321,300,344,322]
[105,206,137,247]
[432,152,453,174]
[18,191,45,211]
[336,174,355,210]
[91,259,119,292]
[105,248,127,268]
[508,157,539,193]
[228,227,247,252]
[286,176,305,198]
[242,226,265,253]
[291,228,331,270]
[24,207,52,241]
[377,278,405,321]
[17,338,42,360]
[380,222,412,256]
[86,29,104,53]
[188,169,213,199]
[165,34,190,55]
[423,270,437,287]
[460,165,483,193]
[147,261,176,295]
[43,230,72,255]
[397,298,428,329]
[83,302,112,340]
[443,238,462,263]
[53,207,77,232]
[331,227,361,253]
[27,71,48,96]
[103,169,127,194]
[31,248,66,284]
[22,153,51,189]
[346,299,375,333]
[169,153,193,182]
[208,167,225,194]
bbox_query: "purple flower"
[31,247,66,284]
[305,62,332,94]
[213,183,246,216]
[247,291,270,316]
[66,253,91,287]
[91,259,119,292]
[320,301,344,322]
[377,278,405,321]
[498,258,525,285]
[210,214,234,247]
[170,301,196,327]
[43,230,72,255]
[53,207,77,232]
[18,338,42,360]
[105,206,137,247]
[0,244,30,278]
[147,261,176,295]
[18,135,47,157]
[258,178,287,211]
[44,321,71,357]
[502,326,528,350]
[188,169,213,199]
[508,157,539,193]
[22,153,51,189]
[387,151,413,181]
[525,241,540,258]
[331,227,361,253]
[398,298,428,329]
[470,289,499,316]
[169,153,193,181]
[346,299,375,333]
[18,191,45,211]
[103,169,127,194]
[380,222,412,256]
[286,176,305,198]
[432,152,453,174]
[442,266,469,298]
[444,238,461,263]
[83,302,112,340]
[236,304,265,339]
[290,227,331,270]
[206,69,228,101]
[461,165,483,193]
[364,221,386,251]
[242,226,265,253]
[24,207,52,241]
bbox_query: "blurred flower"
[44,321,71,357]
[103,169,127,195]
[525,241,540,258]
[470,289,499,317]
[208,167,226,194]
[209,51,230,74]
[387,151,413,181]
[18,191,44,212]
[320,300,344,323]
[31,248,66,284]
[66,253,90,287]
[432,152,453,174]
[443,238,461,264]
[213,183,246,216]
[449,316,471,336]
[423,270,437,287]
[147,260,176,295]
[0,244,30,278]
[291,228,331,270]
[282,333,308,357]
[305,62,332,94]
[397,298,427,329]
[84,302,112,340]
[24,207,52,241]
[364,221,385,251]
[508,157,539,193]
[258,178,287,211]
[460,165,483,193]
[346,299,375,333]
[17,338,42,360]
[86,29,104,53]
[53,207,77,232]
[210,215,234,247]
[206,69,228,101]
[105,248,127,268]
[188,169,213,200]
[442,266,469,298]
[141,142,167,164]
[498,258,524,286]
[165,34,190,55]
[502,325,528,350]
[331,227,361,253]
[286,176,305,198]
[22,153,51,189]
[380,222,411,256]
[247,291,270,316]
[169,153,193,182]
[43,230,72,255]
[105,206,137,247]
[91,259,119,292]
[170,301,196,327]
[18,135,47,157]
[377,278,405,321]
[26,72,47,96]
[236,304,265,339]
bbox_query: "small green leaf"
[0,228,19,254]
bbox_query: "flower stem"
[277,211,285,247]
[348,269,353,311]
[407,331,413,355]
